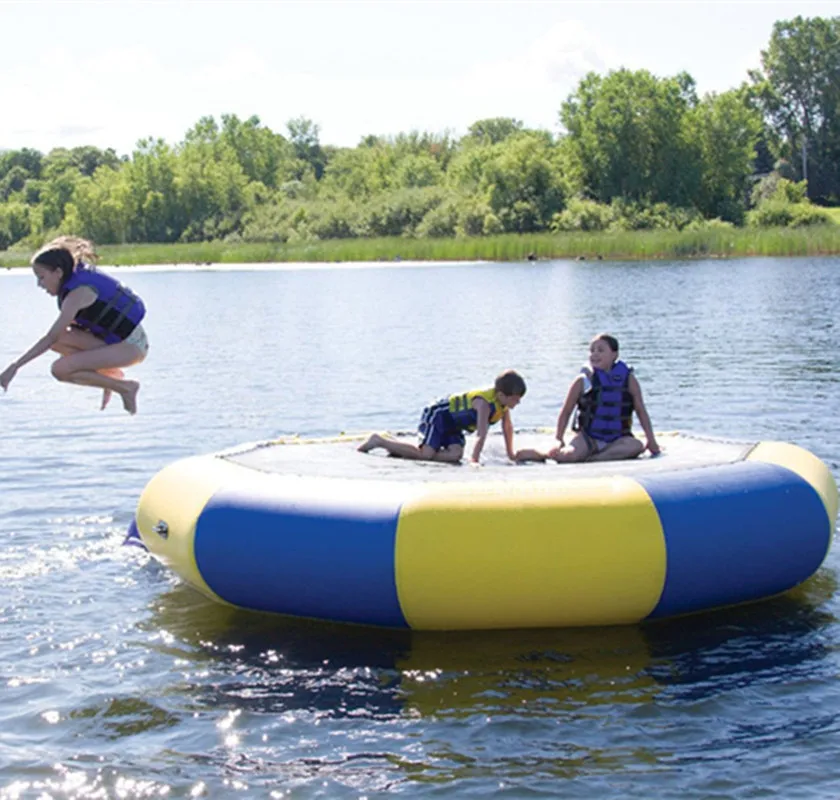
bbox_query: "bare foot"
[120,381,140,415]
[99,368,125,411]
[357,433,384,453]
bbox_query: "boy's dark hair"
[594,333,619,353]
[495,369,526,397]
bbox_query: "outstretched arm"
[555,376,584,444]
[515,378,582,463]
[470,397,492,463]
[628,374,660,455]
[0,287,95,391]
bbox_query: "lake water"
[1,256,838,798]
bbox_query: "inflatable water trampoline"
[130,431,838,631]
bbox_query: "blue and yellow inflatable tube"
[134,439,837,630]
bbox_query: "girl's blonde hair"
[33,235,98,267]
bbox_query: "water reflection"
[144,585,411,718]
[3,257,839,797]
[642,570,838,698]
[144,570,837,724]
[68,697,180,739]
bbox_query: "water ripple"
[0,258,838,798]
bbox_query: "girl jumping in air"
[0,236,148,414]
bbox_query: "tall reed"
[2,226,840,268]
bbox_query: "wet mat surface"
[221,431,754,483]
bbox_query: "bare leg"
[589,436,644,462]
[51,328,137,411]
[357,432,463,462]
[51,341,145,415]
[549,433,592,463]
[515,449,550,463]
[51,366,140,414]
[431,444,464,463]
[357,432,386,453]
[358,432,434,459]
[97,368,125,410]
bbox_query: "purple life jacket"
[58,264,145,344]
[575,360,634,442]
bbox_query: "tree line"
[0,15,838,251]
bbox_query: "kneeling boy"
[357,369,526,464]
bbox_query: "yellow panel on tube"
[135,455,245,602]
[395,477,666,630]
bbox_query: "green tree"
[393,153,443,188]
[125,138,183,241]
[446,140,494,193]
[174,136,250,241]
[41,146,120,179]
[70,146,122,177]
[560,69,701,207]
[69,166,134,243]
[0,148,43,181]
[287,117,327,180]
[320,146,389,199]
[469,132,568,233]
[0,201,31,249]
[466,117,524,144]
[685,89,763,221]
[38,168,82,230]
[220,113,294,188]
[0,165,29,201]
[751,15,840,202]
[389,131,457,170]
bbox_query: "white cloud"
[0,20,616,153]
[443,21,619,135]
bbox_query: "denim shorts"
[584,431,632,454]
[124,323,149,356]
[418,401,466,451]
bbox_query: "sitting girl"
[516,333,660,463]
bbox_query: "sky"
[1,0,838,156]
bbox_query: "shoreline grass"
[2,225,840,268]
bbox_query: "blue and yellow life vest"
[574,361,634,442]
[59,264,145,344]
[448,388,506,432]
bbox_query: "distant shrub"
[609,200,701,231]
[416,201,458,238]
[0,201,31,250]
[498,200,543,233]
[747,200,795,227]
[482,212,503,235]
[683,217,735,232]
[789,204,834,227]
[361,187,446,237]
[455,199,493,237]
[747,200,832,228]
[307,201,363,239]
[550,198,613,232]
[750,175,808,207]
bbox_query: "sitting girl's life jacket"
[573,361,634,442]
